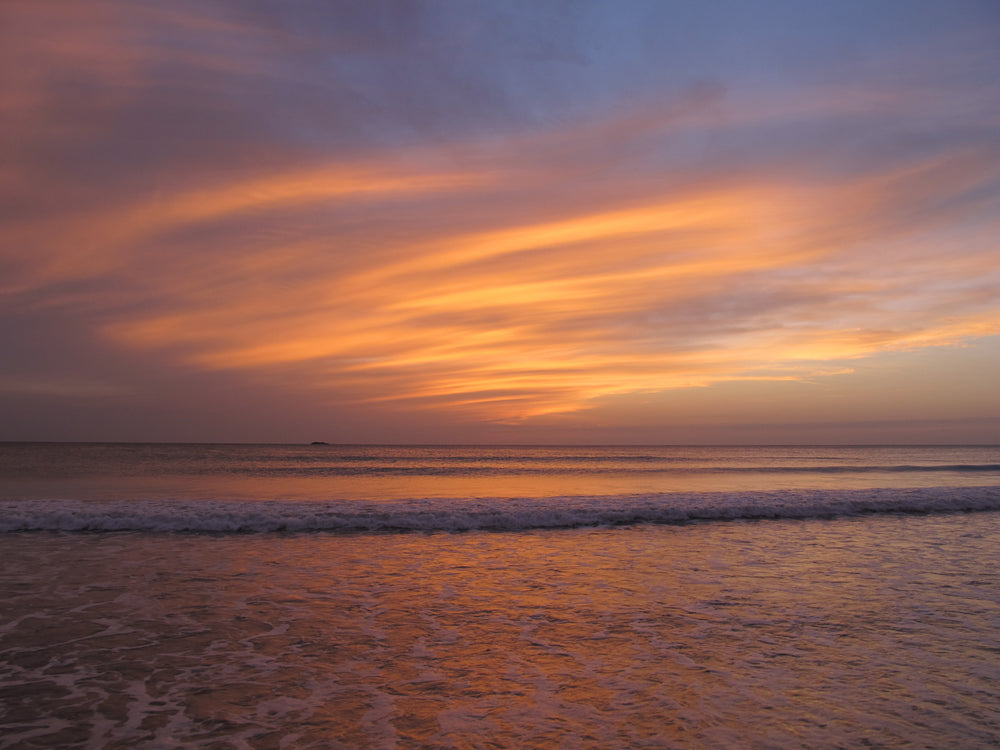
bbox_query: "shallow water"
[3,512,999,749]
[3,443,1000,533]
[3,443,999,503]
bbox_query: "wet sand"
[2,513,1000,748]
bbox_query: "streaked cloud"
[87,139,1000,422]
[2,0,999,440]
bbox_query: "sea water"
[1,443,999,748]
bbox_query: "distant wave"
[116,463,1000,477]
[2,486,999,534]
[731,464,1000,473]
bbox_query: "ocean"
[2,443,999,748]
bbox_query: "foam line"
[2,486,999,533]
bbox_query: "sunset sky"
[2,0,999,444]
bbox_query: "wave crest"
[2,486,999,534]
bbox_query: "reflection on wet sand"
[2,512,999,747]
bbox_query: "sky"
[2,0,999,445]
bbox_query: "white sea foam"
[2,486,998,533]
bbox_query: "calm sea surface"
[2,443,999,748]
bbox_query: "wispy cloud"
[91,136,1000,422]
[2,0,999,437]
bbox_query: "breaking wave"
[2,485,999,534]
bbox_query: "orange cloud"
[89,143,1000,423]
[3,9,998,428]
